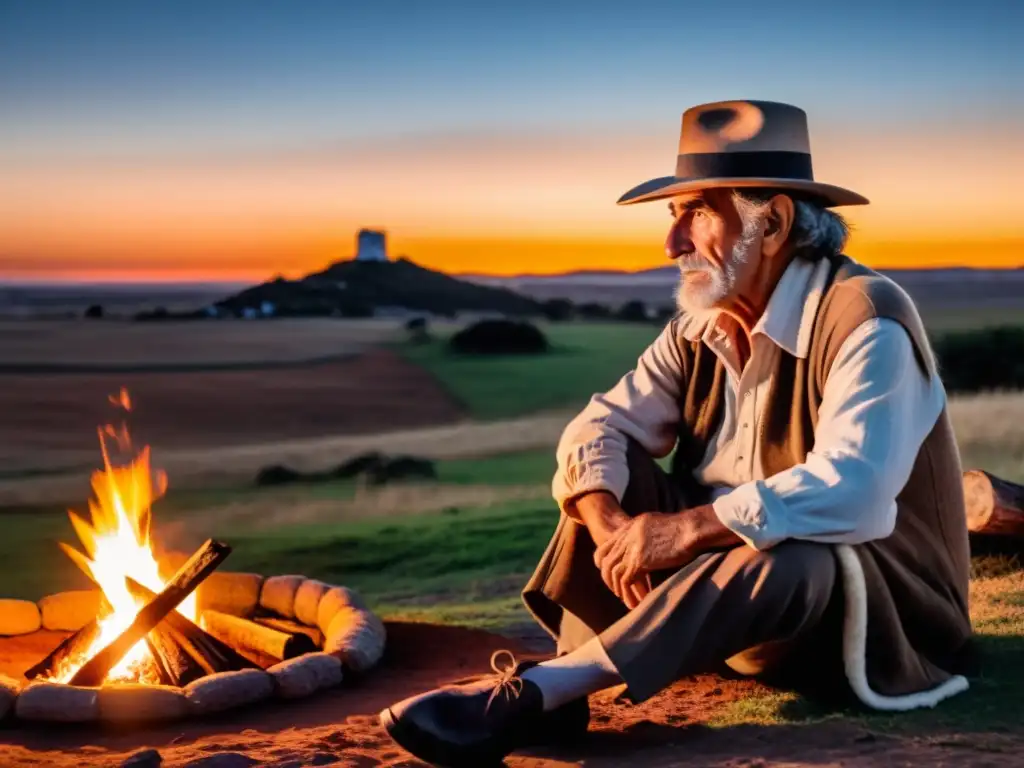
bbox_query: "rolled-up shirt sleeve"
[552,320,687,519]
[712,318,945,550]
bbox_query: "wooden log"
[146,623,206,687]
[125,577,257,678]
[69,539,231,686]
[255,616,324,647]
[964,470,1024,536]
[202,609,317,661]
[24,618,102,681]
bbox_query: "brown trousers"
[522,441,850,704]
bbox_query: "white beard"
[674,216,763,314]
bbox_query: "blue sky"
[2,0,1020,279]
[3,0,1019,160]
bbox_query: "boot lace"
[484,649,524,714]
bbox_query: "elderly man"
[380,100,974,767]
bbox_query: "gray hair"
[730,188,850,258]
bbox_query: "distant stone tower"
[356,229,388,262]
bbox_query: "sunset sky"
[2,0,1021,282]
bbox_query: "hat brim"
[616,176,869,207]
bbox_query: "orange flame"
[50,391,190,684]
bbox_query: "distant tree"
[405,315,430,343]
[576,302,612,320]
[617,300,649,322]
[541,298,575,322]
[134,306,170,322]
[449,319,548,355]
[654,305,677,323]
[83,304,104,319]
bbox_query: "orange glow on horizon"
[4,236,1021,285]
[2,123,1021,282]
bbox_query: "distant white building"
[356,229,388,261]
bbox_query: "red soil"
[2,622,1019,767]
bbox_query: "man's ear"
[762,194,795,257]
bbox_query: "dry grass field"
[0,317,401,368]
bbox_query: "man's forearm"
[678,504,744,557]
[572,491,630,546]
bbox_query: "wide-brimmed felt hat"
[617,99,868,207]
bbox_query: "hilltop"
[215,257,544,318]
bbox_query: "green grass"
[921,306,1024,333]
[399,321,661,420]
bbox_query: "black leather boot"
[379,650,590,767]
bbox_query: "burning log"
[146,623,206,687]
[24,619,102,681]
[202,609,317,662]
[68,539,231,687]
[964,470,1024,537]
[126,577,257,685]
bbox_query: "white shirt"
[552,256,946,550]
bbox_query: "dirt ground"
[2,622,1019,768]
[0,348,466,478]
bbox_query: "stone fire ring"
[0,572,386,725]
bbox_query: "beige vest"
[669,254,974,706]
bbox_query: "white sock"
[520,637,621,711]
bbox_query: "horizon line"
[3,260,1024,288]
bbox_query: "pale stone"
[15,681,99,722]
[39,590,103,631]
[267,652,344,699]
[324,606,386,673]
[184,669,273,715]
[197,572,264,617]
[292,579,331,627]
[99,683,188,723]
[315,586,368,635]
[0,599,41,636]
[0,674,20,720]
[258,574,305,619]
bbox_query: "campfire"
[0,391,386,725]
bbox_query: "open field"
[0,317,401,368]
[0,348,466,477]
[2,313,1024,765]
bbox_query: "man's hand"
[572,491,651,606]
[594,504,742,609]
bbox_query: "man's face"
[664,188,765,313]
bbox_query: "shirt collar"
[677,256,831,359]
